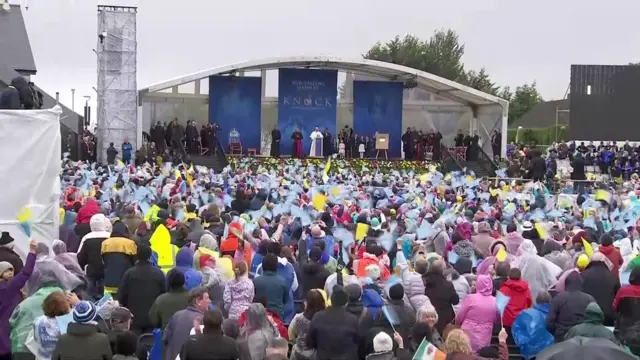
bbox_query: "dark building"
[569,64,640,141]
[509,99,570,129]
[0,4,83,157]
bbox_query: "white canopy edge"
[139,56,508,108]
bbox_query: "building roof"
[139,56,509,108]
[0,63,19,87]
[0,5,37,80]
[33,84,82,135]
[0,5,81,133]
[509,99,569,129]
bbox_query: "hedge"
[507,125,569,145]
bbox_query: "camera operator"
[0,76,42,110]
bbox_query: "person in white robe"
[309,127,324,157]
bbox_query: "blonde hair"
[234,261,247,278]
[444,329,472,354]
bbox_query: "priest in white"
[309,127,324,157]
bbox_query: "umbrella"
[536,337,635,360]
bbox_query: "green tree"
[354,29,541,106]
[498,86,513,102]
[509,82,543,124]
[364,30,466,82]
[362,30,508,96]
[462,68,499,95]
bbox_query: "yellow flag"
[323,157,331,183]
[185,171,193,187]
[356,223,369,241]
[582,238,594,257]
[535,223,547,239]
[595,189,612,203]
[312,193,327,212]
[496,248,507,262]
[17,207,32,223]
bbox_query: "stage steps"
[191,151,229,173]
[464,160,496,178]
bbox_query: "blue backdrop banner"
[353,80,404,157]
[209,75,262,151]
[278,68,337,155]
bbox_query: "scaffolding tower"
[96,5,138,164]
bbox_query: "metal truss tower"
[96,5,137,163]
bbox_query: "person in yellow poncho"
[194,233,233,280]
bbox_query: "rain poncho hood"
[26,245,82,296]
[52,240,84,279]
[512,240,561,301]
[77,200,100,224]
[475,274,493,296]
[582,302,604,324]
[175,247,203,290]
[512,303,554,359]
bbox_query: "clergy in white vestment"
[309,127,324,157]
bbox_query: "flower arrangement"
[227,156,438,175]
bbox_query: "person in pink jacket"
[455,274,500,353]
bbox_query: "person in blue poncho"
[512,291,554,359]
[121,139,133,165]
[174,247,202,291]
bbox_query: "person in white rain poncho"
[511,240,562,302]
[26,243,83,297]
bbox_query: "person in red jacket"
[599,234,624,277]
[499,268,533,329]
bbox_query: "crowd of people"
[506,141,640,184]
[2,152,640,360]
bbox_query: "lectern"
[375,133,389,159]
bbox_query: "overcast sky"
[21,0,640,115]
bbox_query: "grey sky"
[22,0,640,115]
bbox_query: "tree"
[363,30,466,82]
[498,86,513,102]
[462,68,499,95]
[358,29,543,105]
[508,82,543,124]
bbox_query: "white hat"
[0,261,13,275]
[365,264,381,281]
[521,221,533,232]
[373,332,393,353]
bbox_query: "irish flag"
[413,338,446,360]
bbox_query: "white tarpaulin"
[0,106,61,258]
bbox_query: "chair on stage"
[228,128,242,155]
[228,141,242,155]
[425,146,434,161]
